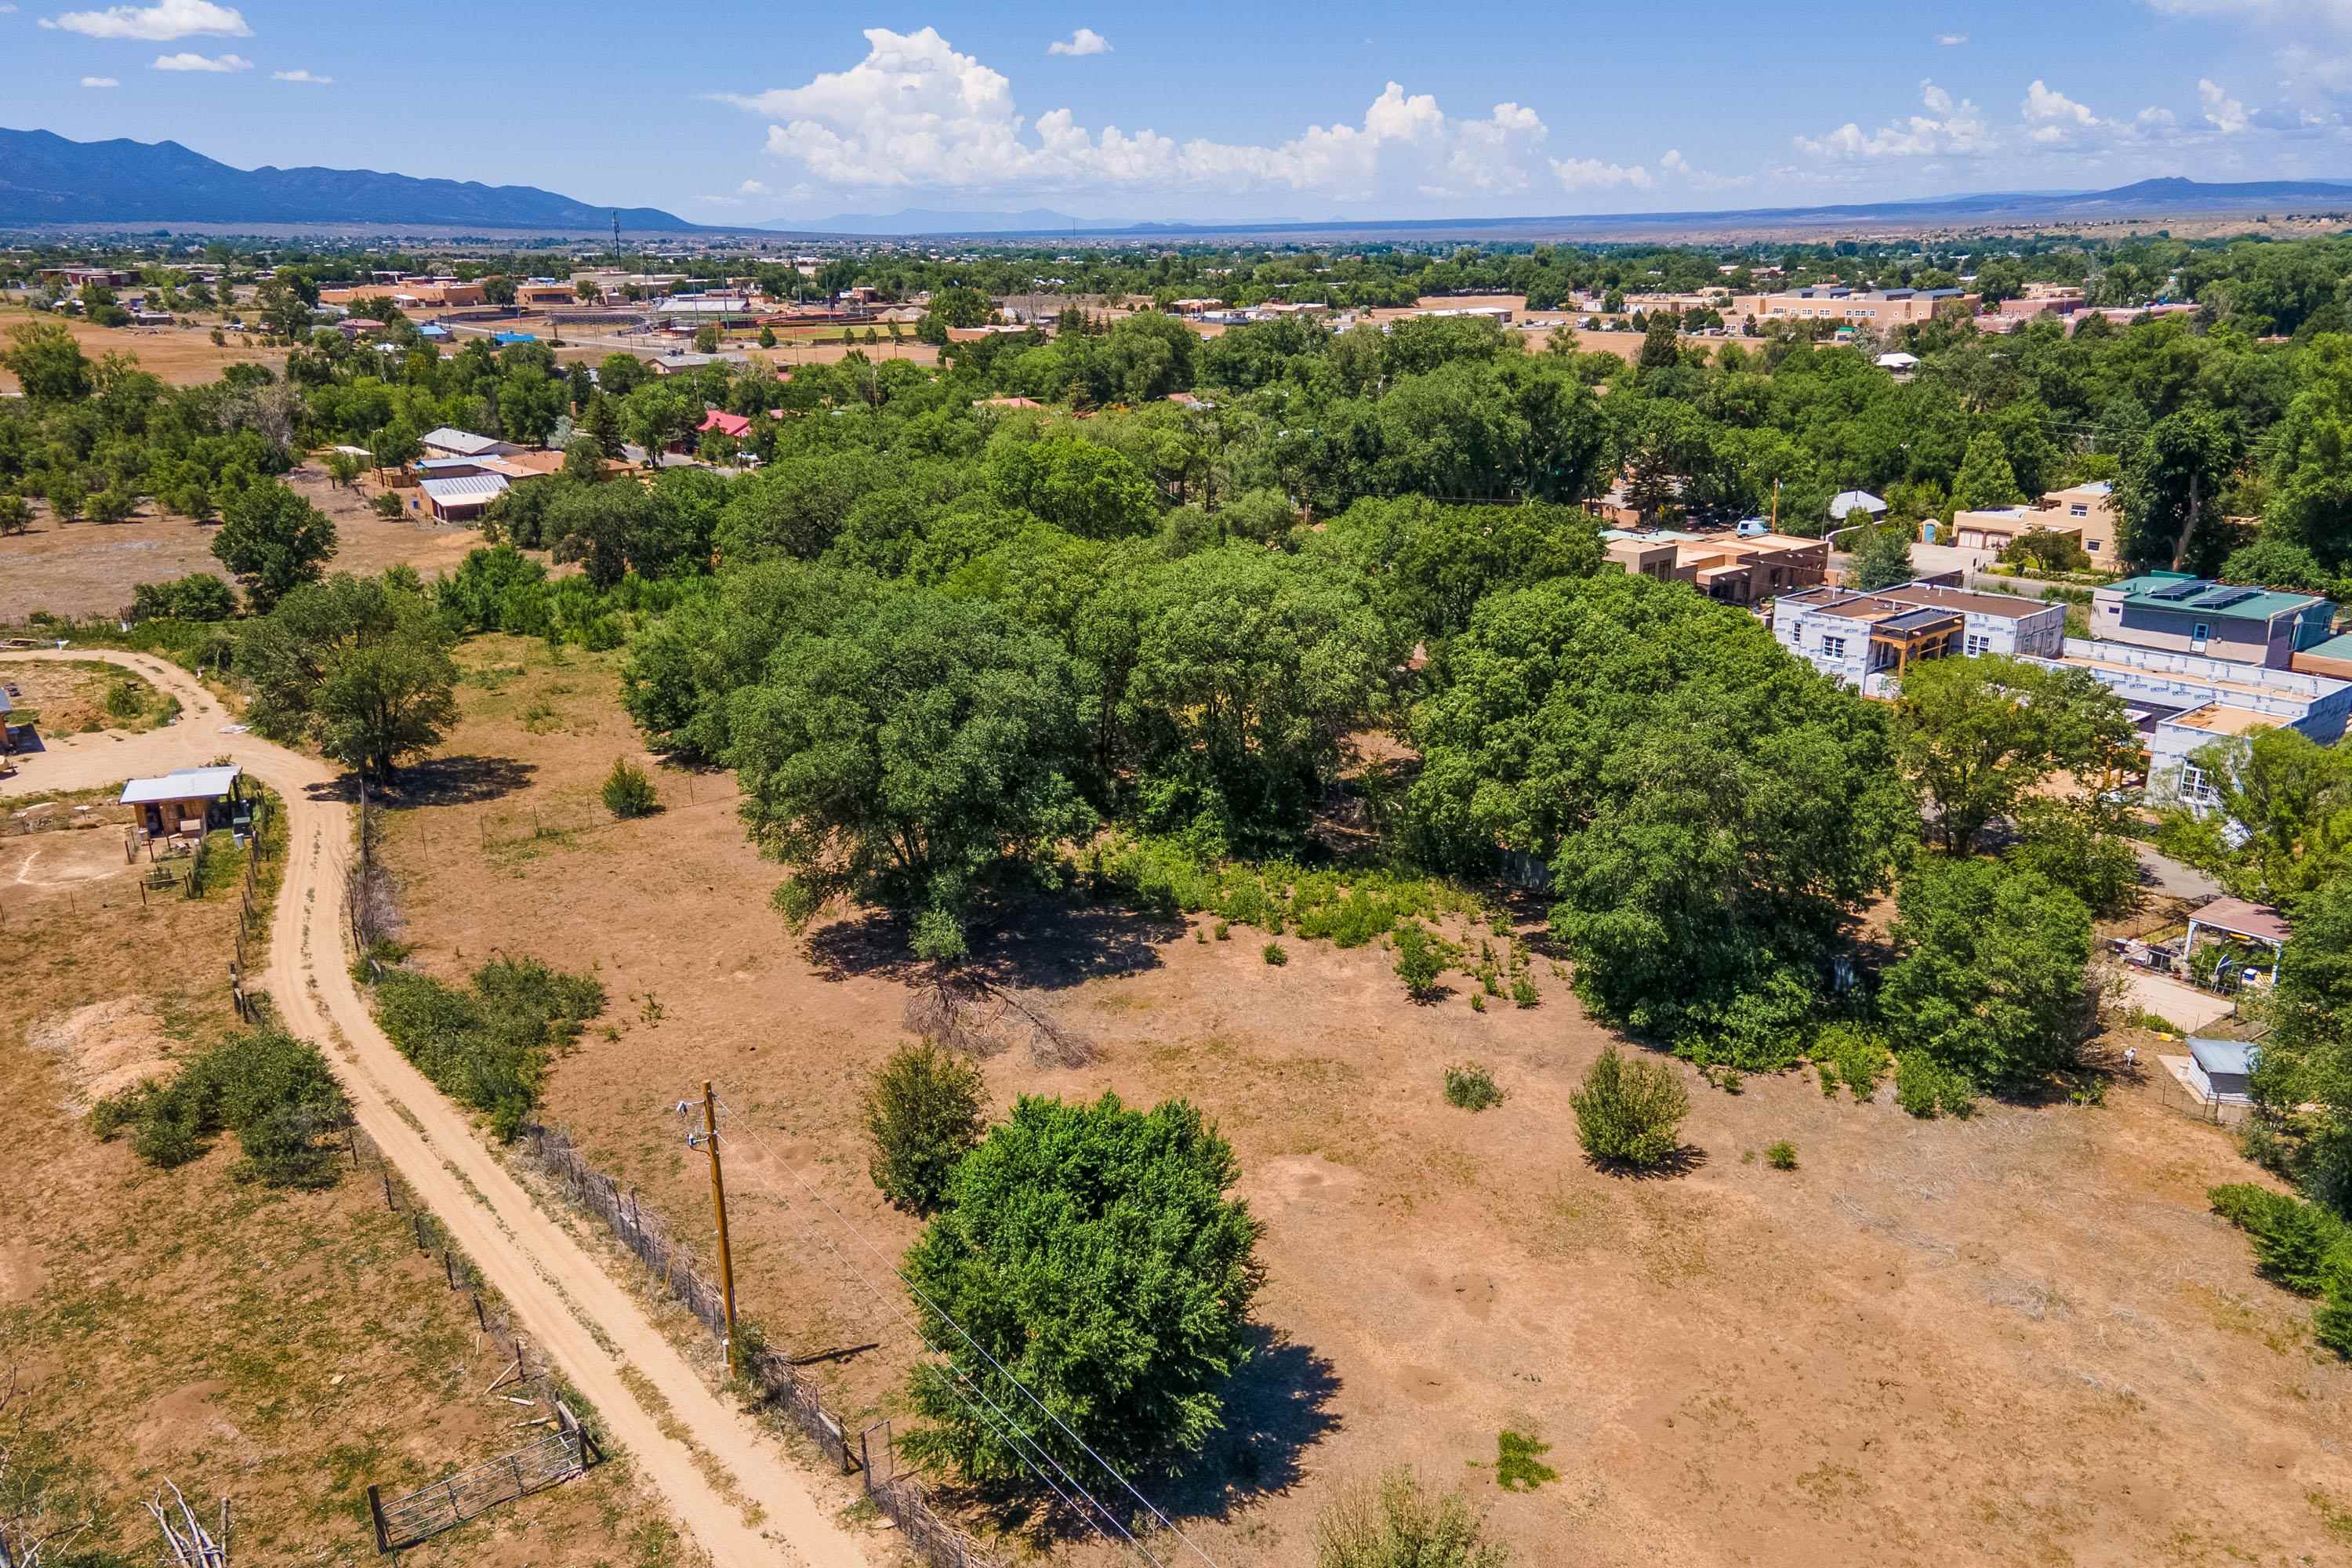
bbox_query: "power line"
[683,1099,1174,1567]
[710,1091,1220,1568]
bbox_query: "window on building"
[2085,539,2101,552]
[2180,763,2220,807]
[2069,503,2088,517]
[1820,635,1847,659]
[2192,622,2210,641]
[1965,633,1993,656]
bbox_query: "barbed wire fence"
[514,1125,1006,1568]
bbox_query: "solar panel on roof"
[2148,578,2212,601]
[2199,586,2259,611]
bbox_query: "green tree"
[862,1041,986,1214]
[2252,879,2352,1209]
[2264,333,2352,568]
[728,591,1095,949]
[1878,857,2096,1090]
[901,1093,1261,1480]
[1951,431,2024,511]
[693,322,723,354]
[1,319,94,402]
[1893,655,2135,855]
[212,480,339,611]
[1846,524,1916,590]
[241,574,459,779]
[2157,728,2352,906]
[983,435,1158,539]
[931,285,993,329]
[1410,574,1910,1063]
[2118,408,2237,571]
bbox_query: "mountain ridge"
[0,128,697,232]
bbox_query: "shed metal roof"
[2187,1037,2259,1078]
[419,426,505,456]
[121,765,240,805]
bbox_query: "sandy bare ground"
[0,649,877,1568]
[1,465,487,623]
[0,311,287,393]
[362,639,2352,1568]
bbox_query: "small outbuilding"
[1828,489,1889,521]
[416,474,510,523]
[121,764,244,842]
[2183,1037,2259,1104]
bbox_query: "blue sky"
[6,0,2352,222]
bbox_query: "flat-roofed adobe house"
[121,764,245,844]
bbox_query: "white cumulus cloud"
[2200,76,2251,129]
[272,67,330,83]
[2021,79,2103,142]
[738,178,771,196]
[1936,31,1968,44]
[1047,27,1110,56]
[1552,156,1651,190]
[151,48,247,69]
[80,74,118,86]
[42,0,246,40]
[1796,78,1993,157]
[718,27,1573,205]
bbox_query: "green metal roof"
[2299,630,2352,660]
[2111,571,2328,624]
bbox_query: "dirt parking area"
[0,463,487,623]
[368,637,2352,1568]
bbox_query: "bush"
[1492,1430,1557,1492]
[1263,941,1288,967]
[1766,1140,1798,1171]
[129,572,238,623]
[601,757,659,818]
[1570,1046,1689,1170]
[1813,1023,1888,1102]
[2209,1183,2352,1359]
[1393,923,1447,998]
[1314,1468,1510,1568]
[1443,1062,1503,1112]
[103,679,145,720]
[863,1041,987,1214]
[372,957,604,1140]
[90,1025,350,1187]
[1893,1051,1976,1119]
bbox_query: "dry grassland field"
[0,310,286,392]
[0,463,486,624]
[0,752,688,1567]
[360,637,2352,1568]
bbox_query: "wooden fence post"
[365,1485,390,1555]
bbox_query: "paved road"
[2,649,869,1568]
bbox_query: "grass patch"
[1765,1140,1798,1171]
[1491,1429,1557,1492]
[1092,833,1493,950]
[1443,1062,1504,1112]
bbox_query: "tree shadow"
[1585,1143,1709,1180]
[803,894,1181,991]
[382,754,538,807]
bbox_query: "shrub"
[1393,923,1446,998]
[1214,920,1231,941]
[373,957,604,1140]
[130,572,238,623]
[103,679,145,720]
[1570,1046,1689,1170]
[863,1041,987,1214]
[1314,1468,1509,1568]
[1766,1140,1798,1171]
[2209,1183,2352,1359]
[90,1025,350,1187]
[1443,1062,1503,1112]
[601,757,659,818]
[1893,1051,1976,1119]
[1263,941,1288,967]
[1510,975,1539,1008]
[370,490,404,519]
[1813,1023,1889,1103]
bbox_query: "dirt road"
[0,648,872,1568]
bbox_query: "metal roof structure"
[121,765,241,805]
[1828,490,1886,518]
[418,426,506,457]
[418,475,510,508]
[2113,572,2328,623]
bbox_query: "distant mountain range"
[767,177,2352,242]
[0,129,696,232]
[760,206,1090,235]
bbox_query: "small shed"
[122,764,243,840]
[418,426,512,460]
[2183,1037,2258,1103]
[1828,489,1888,521]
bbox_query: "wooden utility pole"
[701,1082,740,1374]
